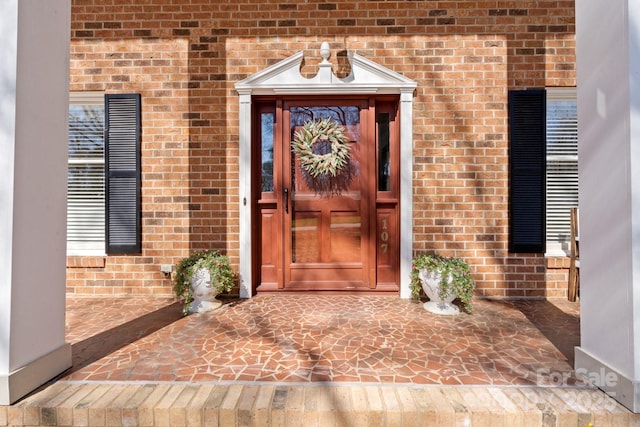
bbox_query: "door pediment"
[235,43,416,95]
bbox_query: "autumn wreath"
[291,117,357,196]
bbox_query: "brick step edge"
[1,382,636,426]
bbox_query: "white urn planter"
[174,250,234,315]
[188,267,222,313]
[418,269,460,315]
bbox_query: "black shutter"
[509,90,546,253]
[105,94,141,254]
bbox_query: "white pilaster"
[0,0,72,404]
[575,0,640,412]
[399,89,414,299]
[238,91,253,298]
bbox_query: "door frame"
[235,45,417,298]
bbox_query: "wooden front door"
[255,97,399,293]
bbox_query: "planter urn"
[419,269,460,315]
[188,267,222,313]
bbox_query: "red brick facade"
[67,1,576,298]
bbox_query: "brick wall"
[68,0,576,298]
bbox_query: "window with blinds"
[546,88,578,254]
[68,92,105,254]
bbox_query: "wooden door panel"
[259,208,279,289]
[329,211,361,263]
[291,210,322,263]
[375,207,397,286]
[290,208,362,264]
[288,265,367,289]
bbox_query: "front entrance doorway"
[255,97,400,293]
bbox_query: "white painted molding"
[235,45,417,95]
[0,344,71,405]
[575,347,640,412]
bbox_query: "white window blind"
[546,87,578,254]
[68,92,105,254]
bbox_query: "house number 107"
[380,218,389,254]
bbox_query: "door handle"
[284,188,289,214]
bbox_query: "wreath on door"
[291,117,357,196]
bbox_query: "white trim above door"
[235,42,417,298]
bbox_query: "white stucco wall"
[576,0,640,411]
[0,0,71,404]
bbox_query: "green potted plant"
[173,250,234,315]
[410,252,475,314]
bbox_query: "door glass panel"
[261,112,274,192]
[378,112,391,191]
[290,106,361,194]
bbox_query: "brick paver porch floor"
[3,295,639,426]
[63,295,583,387]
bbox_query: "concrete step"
[2,382,637,426]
